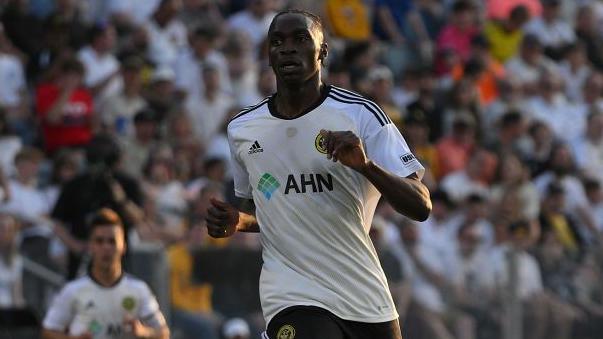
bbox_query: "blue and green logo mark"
[257,173,280,199]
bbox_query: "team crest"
[315,133,327,154]
[122,296,136,311]
[277,324,296,339]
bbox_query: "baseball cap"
[223,318,250,338]
[151,66,175,83]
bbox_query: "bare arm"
[321,130,432,221]
[41,330,91,339]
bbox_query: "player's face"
[90,225,125,268]
[268,13,325,84]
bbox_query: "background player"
[42,208,169,339]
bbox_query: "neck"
[91,262,122,287]
[274,76,323,118]
[204,89,218,101]
[17,175,35,186]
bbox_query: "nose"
[279,39,297,55]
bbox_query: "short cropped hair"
[268,9,325,42]
[89,208,124,237]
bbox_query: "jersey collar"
[268,84,331,120]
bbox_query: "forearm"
[41,329,79,339]
[46,92,71,125]
[359,161,431,221]
[137,325,169,339]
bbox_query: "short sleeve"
[227,127,252,199]
[42,285,75,331]
[364,124,424,179]
[137,282,167,329]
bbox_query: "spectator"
[441,78,481,136]
[179,0,223,30]
[440,149,496,204]
[538,183,584,255]
[145,0,188,67]
[120,109,161,178]
[402,109,439,189]
[524,70,584,143]
[227,0,276,51]
[575,4,603,71]
[0,213,25,308]
[435,113,476,178]
[222,31,258,106]
[35,57,94,154]
[145,66,180,120]
[325,0,370,41]
[174,25,230,102]
[44,0,90,51]
[524,0,575,61]
[534,143,597,240]
[406,68,444,141]
[490,152,541,222]
[0,108,22,177]
[485,110,530,158]
[108,0,162,27]
[0,23,28,121]
[572,110,603,185]
[524,121,555,177]
[482,75,527,131]
[168,221,220,339]
[418,189,461,257]
[77,23,122,105]
[51,134,144,279]
[583,178,603,234]
[366,65,403,126]
[222,318,251,339]
[0,147,51,227]
[436,0,479,74]
[558,42,592,103]
[100,56,147,137]
[185,62,235,145]
[576,72,603,116]
[484,5,531,63]
[0,0,43,59]
[505,34,558,93]
[141,146,188,240]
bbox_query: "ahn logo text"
[284,173,333,194]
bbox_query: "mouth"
[279,61,302,72]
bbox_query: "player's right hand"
[206,198,239,238]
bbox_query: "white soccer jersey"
[43,274,166,338]
[228,85,424,324]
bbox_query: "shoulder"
[58,276,91,298]
[327,86,392,128]
[123,274,153,294]
[228,96,271,128]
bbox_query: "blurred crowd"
[0,0,603,338]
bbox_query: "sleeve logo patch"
[400,153,415,164]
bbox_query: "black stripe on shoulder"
[328,93,385,126]
[229,98,270,123]
[331,87,393,124]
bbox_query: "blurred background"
[0,0,602,338]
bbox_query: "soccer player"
[207,9,431,339]
[42,209,169,339]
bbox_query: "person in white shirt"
[572,111,603,185]
[227,0,276,51]
[505,34,558,93]
[440,149,492,204]
[108,0,161,26]
[206,10,431,339]
[418,190,462,258]
[173,26,231,102]
[42,208,169,339]
[185,63,235,145]
[145,0,188,68]
[77,24,122,107]
[524,0,576,60]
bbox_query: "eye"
[270,38,283,47]
[296,34,311,42]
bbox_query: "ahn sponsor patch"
[400,153,415,164]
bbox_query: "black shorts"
[264,306,403,339]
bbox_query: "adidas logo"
[248,141,264,154]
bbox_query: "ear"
[319,43,328,62]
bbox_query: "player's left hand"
[320,130,369,172]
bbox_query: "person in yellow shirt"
[485,5,531,63]
[324,0,370,41]
[168,221,219,339]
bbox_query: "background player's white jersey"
[43,274,166,338]
[228,85,424,324]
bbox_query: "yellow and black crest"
[315,133,327,154]
[277,324,296,339]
